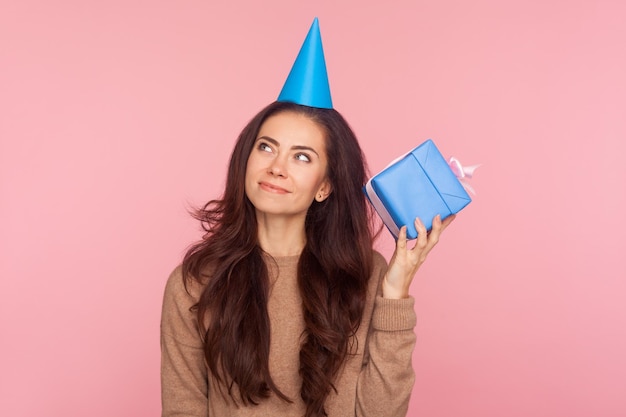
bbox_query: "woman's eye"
[259,143,272,152]
[295,153,311,162]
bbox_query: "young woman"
[160,101,455,417]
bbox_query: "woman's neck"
[256,213,306,257]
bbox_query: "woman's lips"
[259,181,290,194]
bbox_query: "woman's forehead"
[258,112,327,149]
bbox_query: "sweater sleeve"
[160,266,209,417]
[355,258,417,417]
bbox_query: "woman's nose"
[268,157,287,177]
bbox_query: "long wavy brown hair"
[182,101,378,417]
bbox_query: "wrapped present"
[364,139,474,239]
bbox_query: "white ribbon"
[448,157,480,195]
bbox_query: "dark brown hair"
[182,101,377,417]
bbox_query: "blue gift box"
[364,139,471,239]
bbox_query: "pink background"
[1,1,625,416]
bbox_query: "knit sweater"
[160,251,417,417]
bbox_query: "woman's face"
[245,111,332,220]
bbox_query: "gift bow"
[448,157,480,195]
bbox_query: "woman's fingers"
[384,214,456,299]
[397,225,407,250]
[412,214,456,254]
[413,217,428,250]
[442,214,456,230]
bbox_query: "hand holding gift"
[383,214,456,299]
[363,139,478,298]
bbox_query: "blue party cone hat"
[277,18,333,109]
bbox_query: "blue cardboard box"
[364,139,471,239]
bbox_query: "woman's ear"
[315,181,333,202]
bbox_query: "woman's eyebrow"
[257,136,319,157]
[258,136,279,146]
[291,145,319,157]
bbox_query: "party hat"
[277,18,333,109]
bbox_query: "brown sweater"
[161,251,416,417]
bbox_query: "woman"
[160,100,455,417]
